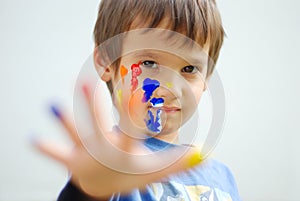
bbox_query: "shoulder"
[197,158,237,181]
[196,158,242,200]
[177,158,235,184]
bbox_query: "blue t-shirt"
[107,137,241,201]
[58,137,241,201]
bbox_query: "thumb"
[132,145,204,176]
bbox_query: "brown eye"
[181,65,198,73]
[140,60,158,69]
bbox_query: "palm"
[35,84,202,198]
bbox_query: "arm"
[58,181,108,201]
[35,84,203,199]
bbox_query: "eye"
[181,65,199,74]
[140,60,159,69]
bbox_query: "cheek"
[128,89,146,113]
[127,89,149,128]
[194,88,204,103]
[128,92,140,107]
[187,82,205,102]
[182,82,205,119]
[196,80,206,100]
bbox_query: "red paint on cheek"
[130,62,142,92]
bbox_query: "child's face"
[102,29,210,139]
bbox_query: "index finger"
[50,105,83,147]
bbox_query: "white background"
[0,0,299,200]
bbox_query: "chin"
[158,123,181,135]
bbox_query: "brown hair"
[94,0,225,93]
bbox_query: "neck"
[154,131,179,144]
[118,120,179,144]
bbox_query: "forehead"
[121,28,210,66]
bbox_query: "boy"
[36,0,241,200]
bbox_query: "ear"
[93,47,114,82]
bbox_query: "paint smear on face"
[131,62,142,92]
[120,65,128,84]
[144,109,162,133]
[166,82,173,88]
[150,97,164,107]
[117,89,122,106]
[142,78,160,103]
[142,78,164,133]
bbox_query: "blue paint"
[142,78,160,102]
[142,78,164,133]
[144,109,162,133]
[50,105,62,119]
[150,97,164,107]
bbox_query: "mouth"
[148,106,181,113]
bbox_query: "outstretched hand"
[34,84,203,199]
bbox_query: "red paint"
[131,62,142,92]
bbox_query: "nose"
[154,82,182,100]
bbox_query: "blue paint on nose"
[150,97,164,107]
[142,78,160,102]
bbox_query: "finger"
[50,105,83,147]
[110,147,204,194]
[94,83,115,133]
[83,82,115,133]
[131,148,204,186]
[159,147,204,172]
[133,146,204,175]
[32,138,70,166]
[82,84,101,133]
[87,140,204,176]
[82,83,135,153]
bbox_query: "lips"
[161,106,181,113]
[148,105,181,113]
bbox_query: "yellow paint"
[166,82,173,88]
[187,151,203,167]
[117,89,122,106]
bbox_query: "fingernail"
[29,134,37,144]
[50,104,62,119]
[28,133,41,146]
[187,151,204,167]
